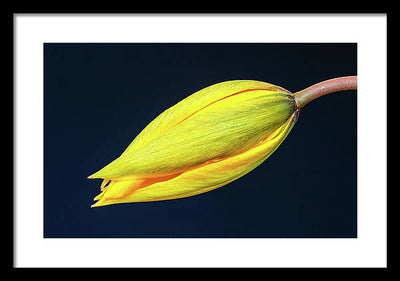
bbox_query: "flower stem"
[293,76,357,109]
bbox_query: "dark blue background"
[44,43,357,238]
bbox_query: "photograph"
[44,43,357,238]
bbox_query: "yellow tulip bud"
[89,80,299,207]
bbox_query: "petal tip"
[91,201,102,208]
[87,171,101,179]
[93,192,104,201]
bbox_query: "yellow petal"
[92,111,298,207]
[122,80,292,153]
[89,87,295,180]
[91,173,183,207]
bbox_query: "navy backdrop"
[44,43,357,238]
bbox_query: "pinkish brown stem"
[293,76,357,109]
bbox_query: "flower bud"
[89,80,299,207]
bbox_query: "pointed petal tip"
[87,171,101,179]
[94,193,103,201]
[91,201,102,208]
[91,198,115,208]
